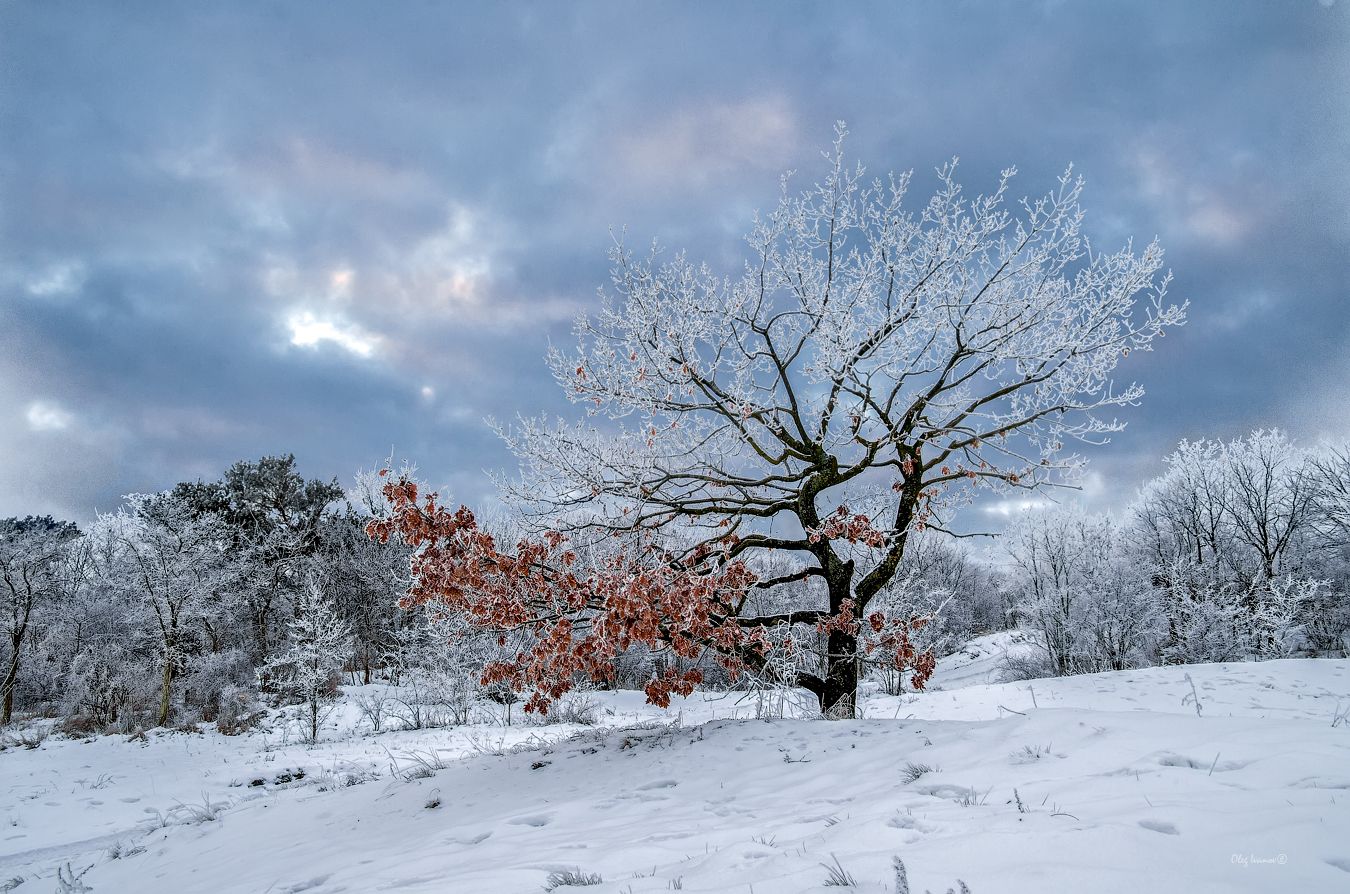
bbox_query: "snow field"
[2,639,1347,893]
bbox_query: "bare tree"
[1311,444,1350,541]
[1133,439,1232,573]
[111,494,235,727]
[1220,430,1318,580]
[1,516,79,724]
[494,129,1185,714]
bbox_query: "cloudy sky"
[2,1,1347,523]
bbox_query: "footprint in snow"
[508,813,553,827]
[636,779,678,791]
[1156,753,1249,773]
[913,782,981,801]
[1138,819,1180,835]
[447,831,492,845]
[887,812,938,834]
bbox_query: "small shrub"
[391,748,446,781]
[214,686,265,736]
[999,651,1058,682]
[171,794,228,824]
[58,714,100,739]
[1009,744,1050,765]
[544,869,603,890]
[532,694,601,727]
[901,761,935,784]
[1,725,49,750]
[354,688,394,733]
[893,856,973,894]
[105,840,146,860]
[55,862,93,893]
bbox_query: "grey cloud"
[2,0,1346,522]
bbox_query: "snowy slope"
[3,654,1349,893]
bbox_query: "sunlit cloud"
[981,497,1053,518]
[399,204,494,309]
[26,262,85,297]
[26,400,75,431]
[286,310,379,358]
[330,268,354,293]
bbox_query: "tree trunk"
[158,659,173,728]
[1,637,20,729]
[821,628,858,718]
[3,627,26,725]
[1,662,16,725]
[254,609,271,662]
[818,565,859,718]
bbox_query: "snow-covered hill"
[3,647,1348,893]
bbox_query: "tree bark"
[1,657,17,725]
[158,659,173,728]
[818,562,859,718]
[821,628,858,718]
[1,622,25,725]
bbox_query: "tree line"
[2,431,1346,738]
[0,456,415,734]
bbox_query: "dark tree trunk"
[158,659,173,728]
[821,628,858,717]
[818,563,859,718]
[1,666,15,725]
[3,629,24,725]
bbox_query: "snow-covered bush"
[60,644,160,733]
[384,616,495,728]
[180,648,255,724]
[258,583,352,743]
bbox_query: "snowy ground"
[3,634,1348,893]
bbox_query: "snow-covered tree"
[1,516,79,723]
[309,506,409,685]
[174,455,343,660]
[110,493,237,727]
[1220,430,1319,580]
[1003,509,1161,675]
[1311,444,1350,540]
[260,582,352,742]
[1128,431,1340,658]
[375,129,1185,715]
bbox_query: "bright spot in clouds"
[26,400,74,431]
[420,385,435,400]
[26,262,85,297]
[981,497,1053,518]
[286,310,378,357]
[330,268,354,292]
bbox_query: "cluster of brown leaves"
[366,473,772,713]
[864,611,936,690]
[805,506,888,548]
[815,599,935,691]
